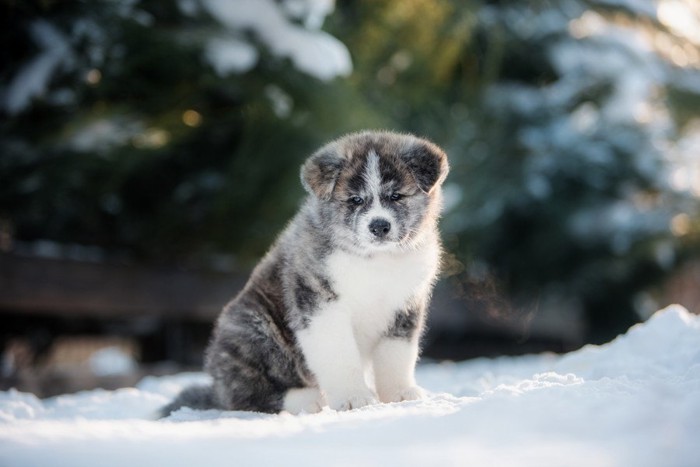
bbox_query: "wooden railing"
[0,253,244,321]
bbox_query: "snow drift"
[1,305,699,467]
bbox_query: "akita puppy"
[162,131,449,415]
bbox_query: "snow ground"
[1,305,699,467]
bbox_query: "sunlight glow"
[568,3,700,68]
[568,11,606,39]
[670,213,692,236]
[182,109,203,127]
[85,69,101,85]
[132,128,170,149]
[658,0,700,46]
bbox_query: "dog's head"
[301,131,449,253]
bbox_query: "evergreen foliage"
[2,0,699,339]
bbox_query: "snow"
[89,347,138,377]
[668,121,700,198]
[282,0,336,30]
[470,1,700,257]
[202,0,351,80]
[2,0,349,118]
[657,0,700,46]
[68,117,144,154]
[1,20,74,115]
[593,0,658,18]
[1,305,699,467]
[205,36,259,76]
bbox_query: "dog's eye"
[390,193,403,202]
[349,195,364,205]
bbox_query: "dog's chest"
[326,245,438,324]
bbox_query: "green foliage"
[0,0,383,266]
[330,0,700,340]
[2,0,699,341]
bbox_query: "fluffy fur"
[161,131,449,416]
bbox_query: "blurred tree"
[2,0,699,344]
[453,0,700,342]
[331,0,700,341]
[0,0,383,267]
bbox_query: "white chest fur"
[325,243,440,343]
[292,240,440,412]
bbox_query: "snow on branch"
[1,21,74,115]
[201,0,351,80]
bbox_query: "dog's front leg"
[373,337,425,403]
[373,305,426,403]
[296,307,378,411]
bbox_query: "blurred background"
[1,0,699,397]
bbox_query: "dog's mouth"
[370,237,395,246]
[363,235,402,251]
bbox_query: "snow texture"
[1,305,699,466]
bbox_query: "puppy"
[162,131,449,415]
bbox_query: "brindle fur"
[161,131,448,416]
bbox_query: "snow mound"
[1,305,699,467]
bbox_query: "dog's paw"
[386,385,426,403]
[283,387,325,414]
[327,389,378,411]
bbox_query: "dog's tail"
[159,384,218,418]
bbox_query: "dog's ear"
[400,139,449,194]
[301,146,346,200]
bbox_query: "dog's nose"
[369,218,391,238]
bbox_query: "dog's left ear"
[401,139,449,194]
[301,145,346,201]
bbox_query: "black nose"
[369,218,391,238]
